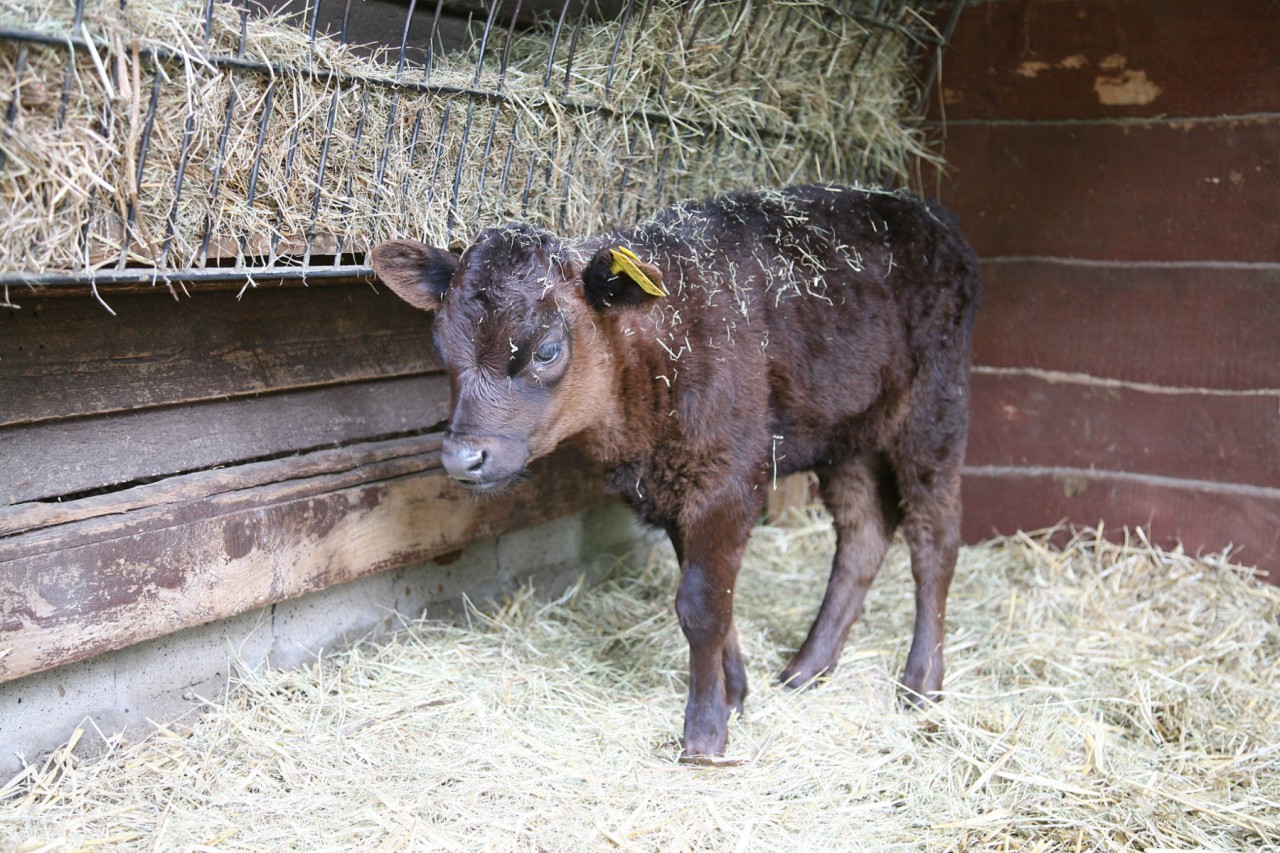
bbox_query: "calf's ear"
[581,245,667,310]
[371,239,459,312]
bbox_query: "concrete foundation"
[0,502,643,779]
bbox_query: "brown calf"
[371,184,980,761]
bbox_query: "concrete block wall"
[0,502,643,778]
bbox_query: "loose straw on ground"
[2,516,1277,851]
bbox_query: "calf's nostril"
[467,449,489,474]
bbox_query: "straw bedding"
[2,516,1277,851]
[0,0,928,277]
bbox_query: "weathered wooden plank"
[929,0,1280,122]
[967,372,1280,488]
[961,468,1280,583]
[0,434,449,562]
[937,119,1280,261]
[0,440,607,682]
[0,433,444,540]
[973,261,1280,391]
[1,374,451,505]
[0,284,439,427]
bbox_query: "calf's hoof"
[897,668,943,710]
[777,658,834,691]
[679,723,728,763]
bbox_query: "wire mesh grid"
[0,0,960,300]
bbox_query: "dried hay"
[2,517,1278,851]
[0,0,932,279]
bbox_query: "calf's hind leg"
[892,366,967,705]
[779,455,900,689]
[896,465,962,706]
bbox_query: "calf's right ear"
[580,245,667,310]
[370,239,459,312]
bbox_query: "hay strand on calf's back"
[2,522,1278,850]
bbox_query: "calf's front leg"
[674,496,756,761]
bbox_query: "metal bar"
[195,5,252,268]
[542,0,573,89]
[134,69,162,199]
[237,5,248,59]
[159,108,197,266]
[475,0,523,220]
[202,0,215,44]
[0,45,27,172]
[730,0,762,75]
[653,1,693,102]
[604,0,636,98]
[446,0,501,238]
[239,79,276,263]
[332,87,371,261]
[57,0,88,131]
[341,0,355,45]
[400,106,425,229]
[424,0,445,84]
[116,58,165,272]
[915,0,966,113]
[0,25,751,143]
[370,93,402,229]
[269,86,307,260]
[0,266,375,289]
[498,111,520,199]
[304,85,343,263]
[425,100,453,225]
[556,130,582,232]
[614,116,643,222]
[395,0,419,79]
[306,0,321,65]
[0,28,505,104]
[197,87,240,266]
[447,104,479,239]
[498,0,522,82]
[561,0,592,92]
[686,1,713,48]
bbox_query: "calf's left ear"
[580,245,667,310]
[371,239,459,312]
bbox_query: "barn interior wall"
[920,0,1280,580]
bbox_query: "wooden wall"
[0,283,607,683]
[921,0,1280,579]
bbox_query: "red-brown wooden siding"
[922,0,1280,581]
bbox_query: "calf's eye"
[533,340,562,366]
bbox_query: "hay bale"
[0,0,932,280]
[2,521,1277,850]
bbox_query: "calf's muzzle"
[440,433,528,489]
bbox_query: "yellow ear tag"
[609,246,668,297]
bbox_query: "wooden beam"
[0,433,442,539]
[935,118,1280,261]
[931,0,1280,122]
[2,374,451,505]
[1,284,440,428]
[968,371,1280,489]
[973,261,1280,391]
[0,436,607,683]
[961,467,1280,583]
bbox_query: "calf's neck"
[372,184,980,761]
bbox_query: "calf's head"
[372,224,664,491]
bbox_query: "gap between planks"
[971,366,1280,398]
